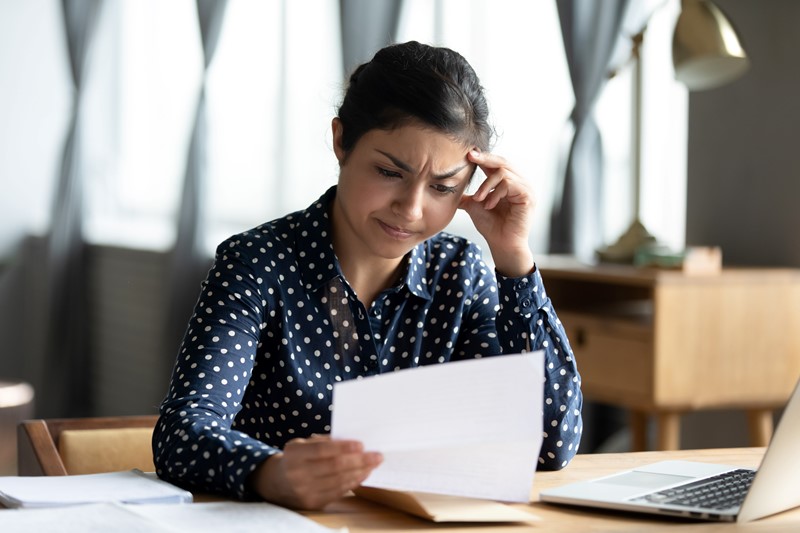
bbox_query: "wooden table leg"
[656,412,681,451]
[629,411,648,451]
[746,409,773,447]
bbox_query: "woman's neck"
[338,254,403,309]
[330,199,406,307]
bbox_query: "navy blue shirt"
[153,186,583,499]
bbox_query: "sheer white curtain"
[165,0,229,363]
[8,0,686,262]
[42,0,103,417]
[81,0,342,253]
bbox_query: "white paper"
[331,352,544,502]
[0,502,344,533]
[0,470,192,508]
[125,501,345,533]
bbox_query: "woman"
[153,41,582,510]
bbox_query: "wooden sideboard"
[538,260,800,450]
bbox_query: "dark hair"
[337,41,494,155]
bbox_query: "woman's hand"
[249,435,383,510]
[459,150,535,277]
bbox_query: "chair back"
[17,415,158,476]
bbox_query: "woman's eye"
[432,183,458,195]
[377,167,402,178]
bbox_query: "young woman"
[153,41,582,510]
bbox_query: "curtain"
[165,0,228,367]
[549,0,631,260]
[40,0,102,417]
[339,0,404,77]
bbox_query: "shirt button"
[515,279,529,291]
[370,307,381,317]
[521,297,532,309]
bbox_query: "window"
[17,0,685,257]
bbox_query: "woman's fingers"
[285,436,360,459]
[284,437,381,474]
[467,150,526,208]
[459,150,536,277]
[274,436,383,509]
[468,149,516,174]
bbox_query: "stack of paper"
[0,470,192,508]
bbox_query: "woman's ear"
[331,118,345,164]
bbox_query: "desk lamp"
[596,0,749,263]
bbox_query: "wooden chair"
[17,415,159,476]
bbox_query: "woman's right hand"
[248,435,383,510]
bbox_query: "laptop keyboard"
[633,469,756,511]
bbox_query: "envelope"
[354,487,540,523]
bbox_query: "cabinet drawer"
[559,311,654,407]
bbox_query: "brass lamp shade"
[673,0,749,90]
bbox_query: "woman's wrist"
[491,247,535,278]
[248,453,286,504]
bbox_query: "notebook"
[539,377,800,523]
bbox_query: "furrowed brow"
[376,149,469,180]
[376,150,414,173]
[432,163,470,180]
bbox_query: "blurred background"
[0,0,798,461]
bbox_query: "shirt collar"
[296,186,342,292]
[295,185,432,301]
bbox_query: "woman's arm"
[153,233,383,507]
[153,236,277,499]
[457,150,583,469]
[454,260,583,469]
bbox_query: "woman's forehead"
[364,123,472,153]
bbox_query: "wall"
[0,238,183,417]
[686,0,800,267]
[673,0,800,450]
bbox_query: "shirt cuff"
[496,265,548,316]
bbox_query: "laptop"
[540,378,800,522]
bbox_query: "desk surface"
[304,448,800,532]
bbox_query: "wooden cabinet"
[538,260,800,450]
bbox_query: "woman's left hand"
[459,150,535,277]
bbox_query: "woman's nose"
[392,185,424,221]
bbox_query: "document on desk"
[0,470,192,508]
[331,351,545,503]
[0,502,344,533]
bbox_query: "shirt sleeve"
[152,237,277,500]
[456,254,583,470]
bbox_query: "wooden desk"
[537,262,800,450]
[307,448,800,531]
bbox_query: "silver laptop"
[540,378,800,522]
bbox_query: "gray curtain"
[549,0,631,260]
[41,0,102,417]
[339,0,404,77]
[166,0,228,365]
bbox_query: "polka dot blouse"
[153,186,583,500]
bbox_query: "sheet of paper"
[331,351,544,502]
[0,502,344,533]
[0,503,162,533]
[125,501,345,533]
[0,470,192,508]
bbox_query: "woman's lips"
[378,220,415,240]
